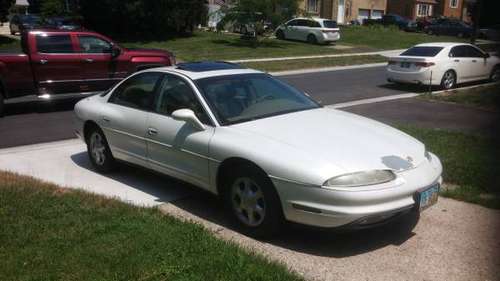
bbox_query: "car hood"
[232,107,426,174]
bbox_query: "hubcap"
[90,132,106,166]
[231,177,266,227]
[443,72,455,89]
[492,69,500,81]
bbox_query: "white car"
[387,42,500,89]
[74,62,442,237]
[275,17,340,44]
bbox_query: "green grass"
[121,26,466,62]
[0,36,21,53]
[419,83,500,111]
[0,171,302,281]
[398,125,500,209]
[243,54,386,72]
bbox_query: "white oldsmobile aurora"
[74,62,442,237]
[387,42,500,89]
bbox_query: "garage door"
[371,10,384,19]
[358,9,370,21]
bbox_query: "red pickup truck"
[0,29,175,116]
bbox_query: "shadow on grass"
[70,151,418,258]
[211,38,288,49]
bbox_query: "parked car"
[424,20,473,37]
[275,18,340,44]
[381,14,413,30]
[9,14,42,35]
[0,29,175,117]
[479,24,500,41]
[387,43,500,89]
[44,17,81,30]
[75,61,443,237]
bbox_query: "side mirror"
[172,109,206,131]
[111,46,121,58]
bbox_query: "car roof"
[289,17,333,22]
[414,42,468,48]
[146,61,263,80]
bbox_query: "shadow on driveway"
[70,151,418,258]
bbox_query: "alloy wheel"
[231,177,266,227]
[90,132,106,166]
[442,71,455,89]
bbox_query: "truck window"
[36,34,74,53]
[78,36,112,53]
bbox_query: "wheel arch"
[216,157,270,197]
[83,120,101,144]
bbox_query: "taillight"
[415,62,435,67]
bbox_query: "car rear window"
[323,20,337,28]
[400,46,444,57]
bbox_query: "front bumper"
[271,153,443,228]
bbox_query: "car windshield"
[20,15,40,24]
[195,74,320,125]
[401,46,444,57]
[323,20,337,28]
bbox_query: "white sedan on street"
[75,62,442,237]
[275,17,340,44]
[387,42,500,89]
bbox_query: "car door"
[146,73,215,189]
[103,72,163,167]
[284,19,300,40]
[30,33,86,95]
[295,19,310,41]
[77,34,125,92]
[463,45,491,79]
[448,45,475,81]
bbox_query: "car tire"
[440,70,457,90]
[223,163,284,238]
[0,93,4,117]
[490,65,500,82]
[86,127,116,173]
[307,34,318,44]
[276,30,285,40]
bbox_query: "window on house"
[307,0,319,13]
[417,4,432,17]
[450,0,458,8]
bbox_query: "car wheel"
[276,30,285,40]
[224,164,284,238]
[307,34,318,44]
[441,70,456,90]
[87,127,116,173]
[490,65,500,82]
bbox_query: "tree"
[220,0,299,38]
[40,0,66,17]
[0,0,14,22]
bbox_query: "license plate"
[401,62,411,68]
[417,184,440,211]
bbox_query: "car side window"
[109,72,162,110]
[155,74,210,124]
[449,46,466,57]
[36,35,74,53]
[297,19,309,27]
[78,35,112,53]
[309,20,321,28]
[464,46,485,58]
[287,20,298,26]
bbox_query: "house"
[299,0,387,24]
[386,0,438,20]
[435,0,471,22]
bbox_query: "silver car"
[275,17,340,44]
[74,62,442,237]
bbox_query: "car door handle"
[454,59,460,62]
[472,60,477,63]
[102,116,110,123]
[39,59,48,65]
[147,127,158,136]
[83,58,94,63]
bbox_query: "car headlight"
[324,170,396,187]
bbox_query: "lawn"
[243,54,386,72]
[121,26,465,61]
[0,171,302,281]
[398,125,500,209]
[0,36,21,53]
[419,83,500,111]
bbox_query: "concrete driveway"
[0,139,499,281]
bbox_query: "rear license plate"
[417,184,440,211]
[401,62,411,68]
